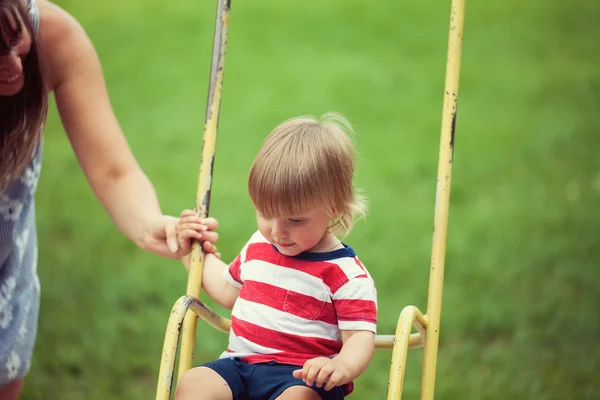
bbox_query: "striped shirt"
[220,231,377,393]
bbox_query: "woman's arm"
[38,1,178,258]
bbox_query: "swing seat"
[155,294,427,400]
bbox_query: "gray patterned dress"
[0,0,42,384]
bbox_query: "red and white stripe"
[220,231,378,371]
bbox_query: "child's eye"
[288,218,305,224]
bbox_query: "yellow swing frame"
[154,0,465,398]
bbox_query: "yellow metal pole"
[155,296,233,400]
[156,296,190,400]
[177,0,231,380]
[420,0,465,398]
[387,306,428,400]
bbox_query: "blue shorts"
[201,357,346,400]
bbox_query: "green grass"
[23,0,599,398]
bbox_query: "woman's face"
[0,8,32,96]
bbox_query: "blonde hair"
[248,112,367,237]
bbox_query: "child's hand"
[175,209,221,258]
[292,356,352,391]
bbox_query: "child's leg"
[246,361,345,400]
[275,385,322,400]
[174,366,233,400]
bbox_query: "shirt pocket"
[283,281,329,321]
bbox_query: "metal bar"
[375,334,423,349]
[155,296,232,400]
[421,0,465,398]
[177,0,231,381]
[386,306,428,400]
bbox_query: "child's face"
[256,205,335,256]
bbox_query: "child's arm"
[182,253,240,310]
[293,268,378,390]
[292,330,375,391]
[333,330,375,381]
[177,209,240,309]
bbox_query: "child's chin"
[277,246,300,256]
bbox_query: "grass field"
[22,0,600,399]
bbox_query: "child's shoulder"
[332,246,371,276]
[302,244,372,282]
[245,230,270,246]
[237,230,272,260]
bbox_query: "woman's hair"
[0,0,47,192]
[248,112,367,237]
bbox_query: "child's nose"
[271,222,287,238]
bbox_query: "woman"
[0,0,218,398]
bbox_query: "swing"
[154,0,465,398]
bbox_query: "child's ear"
[328,215,342,228]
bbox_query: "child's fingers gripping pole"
[178,0,232,381]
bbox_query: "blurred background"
[26,0,599,398]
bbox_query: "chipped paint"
[450,107,457,152]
